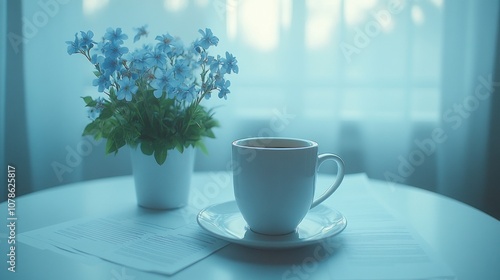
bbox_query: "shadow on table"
[214,236,343,277]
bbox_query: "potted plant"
[66,26,238,209]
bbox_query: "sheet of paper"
[19,214,227,275]
[316,174,456,280]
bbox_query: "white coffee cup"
[232,137,345,235]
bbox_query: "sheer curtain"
[486,31,500,218]
[0,0,6,200]
[438,0,499,216]
[206,0,446,189]
[6,0,499,217]
[2,0,33,200]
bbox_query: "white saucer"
[197,201,347,249]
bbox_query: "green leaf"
[82,96,94,105]
[113,129,126,149]
[154,147,167,165]
[175,143,184,153]
[140,141,154,155]
[204,128,216,138]
[105,138,117,154]
[99,107,113,120]
[105,127,126,155]
[109,87,116,98]
[82,122,94,136]
[205,118,219,130]
[196,141,208,155]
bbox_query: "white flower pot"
[130,146,195,209]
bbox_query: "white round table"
[0,172,498,280]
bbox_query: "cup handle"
[310,154,345,209]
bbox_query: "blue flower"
[103,41,129,59]
[151,68,178,98]
[104,27,128,44]
[167,87,181,100]
[173,59,191,81]
[117,77,138,101]
[87,107,100,120]
[156,34,185,58]
[197,50,209,64]
[125,49,148,71]
[216,79,231,99]
[79,30,95,50]
[221,52,238,74]
[133,25,148,43]
[101,57,122,76]
[145,48,167,68]
[87,97,106,120]
[178,84,196,103]
[120,68,139,81]
[91,54,104,65]
[168,38,184,58]
[66,33,80,55]
[208,55,223,73]
[92,74,111,92]
[155,33,175,53]
[93,40,107,55]
[197,28,219,49]
[192,39,203,54]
